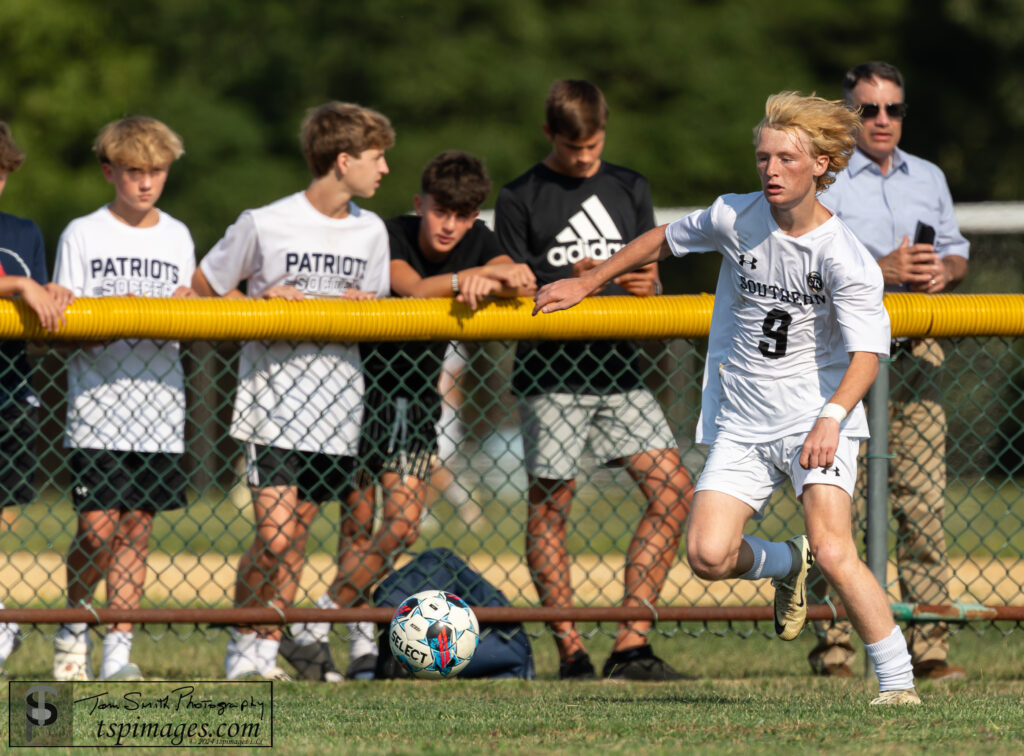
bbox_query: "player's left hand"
[615,262,660,296]
[456,273,501,311]
[799,417,840,470]
[341,287,375,300]
[172,286,198,298]
[43,282,75,310]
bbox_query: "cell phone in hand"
[913,221,936,246]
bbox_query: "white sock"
[100,631,133,678]
[866,626,915,692]
[739,536,794,580]
[225,630,260,678]
[57,622,89,645]
[348,621,378,660]
[291,594,337,646]
[0,601,18,662]
[255,637,281,672]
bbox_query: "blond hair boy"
[52,115,196,681]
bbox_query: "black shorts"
[246,443,358,504]
[1,401,39,507]
[357,387,440,486]
[71,449,187,512]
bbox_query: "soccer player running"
[533,92,920,705]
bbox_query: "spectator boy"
[534,91,921,706]
[52,116,196,681]
[287,150,535,680]
[807,61,968,681]
[192,101,393,681]
[495,80,694,680]
[0,120,74,677]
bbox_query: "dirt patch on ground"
[2,551,1022,609]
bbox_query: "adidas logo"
[546,195,624,267]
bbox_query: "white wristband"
[818,402,848,423]
[451,272,460,294]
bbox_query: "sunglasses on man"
[859,102,908,120]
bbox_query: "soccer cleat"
[602,645,684,681]
[53,635,93,681]
[772,535,814,641]
[558,650,597,681]
[279,636,342,682]
[345,652,378,681]
[912,661,966,682]
[870,688,922,706]
[103,663,145,681]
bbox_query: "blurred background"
[2,0,1022,296]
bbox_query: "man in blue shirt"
[809,61,968,682]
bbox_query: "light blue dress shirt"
[820,147,969,292]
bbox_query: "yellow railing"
[0,293,1021,341]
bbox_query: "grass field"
[2,623,1023,755]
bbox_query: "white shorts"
[695,433,860,515]
[519,389,678,480]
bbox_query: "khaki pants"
[808,338,953,670]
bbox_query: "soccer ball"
[389,590,480,679]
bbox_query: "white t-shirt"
[200,192,390,454]
[665,192,890,445]
[54,207,196,452]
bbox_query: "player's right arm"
[191,267,244,298]
[193,213,258,298]
[532,225,671,315]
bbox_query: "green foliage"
[0,0,1019,261]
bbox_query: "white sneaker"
[53,635,92,681]
[870,688,922,706]
[102,662,145,681]
[0,633,22,679]
[228,654,294,682]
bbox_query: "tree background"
[1,0,1022,292]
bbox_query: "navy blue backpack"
[373,547,535,679]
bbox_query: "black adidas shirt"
[495,161,655,396]
[361,214,503,405]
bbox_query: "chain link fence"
[0,294,1022,648]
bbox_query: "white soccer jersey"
[665,192,890,445]
[54,207,196,452]
[200,192,390,454]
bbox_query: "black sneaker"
[602,645,683,681]
[559,650,597,680]
[279,637,343,682]
[376,653,412,680]
[345,652,378,681]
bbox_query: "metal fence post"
[864,355,891,676]
[866,357,891,586]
